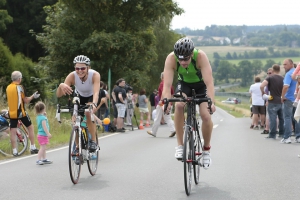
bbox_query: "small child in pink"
[292,63,300,107]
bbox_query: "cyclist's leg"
[9,119,18,150]
[20,115,38,152]
[199,103,213,148]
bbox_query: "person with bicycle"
[6,71,40,156]
[56,55,100,152]
[161,37,216,169]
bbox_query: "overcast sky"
[171,0,300,30]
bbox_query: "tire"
[183,122,193,196]
[0,128,28,157]
[87,132,99,176]
[193,126,202,184]
[68,127,81,184]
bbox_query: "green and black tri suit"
[175,49,207,97]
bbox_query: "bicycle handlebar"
[162,90,213,114]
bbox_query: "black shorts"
[10,115,32,128]
[113,103,118,118]
[175,81,207,99]
[78,95,93,116]
[252,105,266,115]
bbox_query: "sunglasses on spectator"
[178,56,191,62]
[267,72,272,75]
[75,67,87,71]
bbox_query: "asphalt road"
[1,108,300,200]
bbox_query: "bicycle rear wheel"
[87,134,99,176]
[0,128,28,157]
[183,125,193,196]
[193,129,202,184]
[68,127,81,184]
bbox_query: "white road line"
[213,124,219,129]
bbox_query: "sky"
[171,0,300,30]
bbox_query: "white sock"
[31,145,36,150]
[13,148,17,154]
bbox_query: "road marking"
[213,124,219,129]
[0,133,120,165]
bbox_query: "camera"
[124,83,133,92]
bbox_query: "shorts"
[252,105,266,115]
[139,107,149,113]
[175,81,207,100]
[37,135,49,145]
[116,103,126,118]
[10,115,32,128]
[79,95,93,116]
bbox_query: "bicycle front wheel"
[87,134,99,176]
[183,125,193,196]
[193,130,202,184]
[15,128,28,156]
[68,127,81,184]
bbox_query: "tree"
[35,0,183,91]
[0,0,12,33]
[216,60,233,83]
[232,52,237,59]
[213,52,221,59]
[225,52,232,59]
[264,59,277,71]
[238,60,253,86]
[251,60,263,75]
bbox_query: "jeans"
[268,103,284,138]
[283,100,293,139]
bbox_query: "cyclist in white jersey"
[56,55,100,151]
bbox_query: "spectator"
[249,76,266,130]
[281,59,298,143]
[291,62,300,107]
[111,85,118,126]
[96,81,107,120]
[6,71,39,156]
[125,88,134,126]
[103,84,110,118]
[34,101,52,165]
[138,88,150,128]
[261,68,273,134]
[112,79,127,132]
[149,89,157,120]
[147,72,176,137]
[260,64,284,139]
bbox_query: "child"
[34,101,52,165]
[292,63,300,107]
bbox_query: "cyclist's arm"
[197,50,215,103]
[56,73,74,97]
[161,53,176,100]
[92,71,101,105]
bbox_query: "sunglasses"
[75,67,87,71]
[178,56,191,62]
[267,73,272,75]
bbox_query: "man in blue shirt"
[281,59,300,143]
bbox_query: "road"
[1,108,300,200]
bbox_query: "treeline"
[212,59,278,87]
[0,0,184,101]
[214,47,300,60]
[174,25,300,47]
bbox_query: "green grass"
[215,96,251,117]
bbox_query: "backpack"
[109,123,117,132]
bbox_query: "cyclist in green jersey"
[161,37,216,169]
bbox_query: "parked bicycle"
[0,111,29,157]
[56,96,99,184]
[163,89,212,196]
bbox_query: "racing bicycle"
[163,89,212,196]
[56,96,99,184]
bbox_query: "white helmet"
[73,55,91,65]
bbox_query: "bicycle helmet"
[73,55,91,66]
[174,37,194,59]
[0,115,9,132]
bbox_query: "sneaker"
[31,148,39,154]
[12,153,19,157]
[36,160,44,165]
[280,137,292,144]
[278,135,283,138]
[261,130,269,134]
[169,131,176,137]
[293,101,298,107]
[146,131,156,137]
[250,125,254,129]
[202,151,212,169]
[175,145,183,160]
[260,125,265,129]
[294,137,300,143]
[42,159,53,164]
[253,126,259,130]
[116,128,125,132]
[122,127,126,130]
[89,140,97,152]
